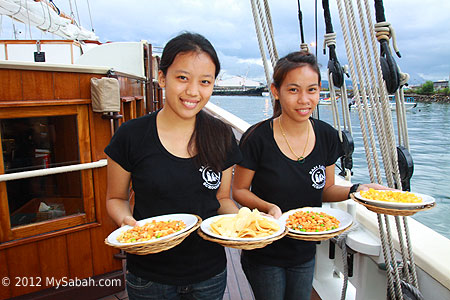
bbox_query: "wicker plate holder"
[351,195,435,216]
[104,215,202,255]
[286,223,353,241]
[197,227,289,250]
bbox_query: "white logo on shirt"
[309,165,326,189]
[199,166,221,190]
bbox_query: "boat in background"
[319,90,340,105]
[350,95,417,111]
[213,75,266,96]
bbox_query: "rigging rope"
[335,0,421,298]
[250,0,278,104]
[86,0,94,32]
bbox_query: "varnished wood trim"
[0,222,100,250]
[0,99,91,108]
[120,96,135,103]
[11,214,87,240]
[0,129,10,242]
[0,105,77,119]
[0,40,81,47]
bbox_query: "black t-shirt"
[105,111,242,285]
[239,118,343,267]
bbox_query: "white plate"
[279,207,353,235]
[354,190,435,209]
[200,214,285,242]
[107,213,198,246]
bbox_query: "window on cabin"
[1,116,85,227]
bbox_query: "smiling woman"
[104,32,242,300]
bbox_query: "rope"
[374,21,400,57]
[255,0,277,67]
[73,0,81,27]
[250,0,274,101]
[335,0,423,298]
[86,0,94,32]
[331,222,360,300]
[323,32,336,52]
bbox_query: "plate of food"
[107,213,198,246]
[354,189,435,209]
[200,207,285,242]
[279,207,353,235]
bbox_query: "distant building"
[433,80,449,90]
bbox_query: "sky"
[1,0,449,85]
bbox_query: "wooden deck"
[99,247,321,300]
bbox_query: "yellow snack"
[360,188,422,203]
[210,207,280,238]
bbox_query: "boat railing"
[0,159,107,182]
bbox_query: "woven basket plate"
[105,214,201,255]
[279,207,353,236]
[353,190,435,209]
[198,227,288,250]
[352,195,435,216]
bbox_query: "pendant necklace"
[278,117,310,164]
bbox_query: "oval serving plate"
[107,213,198,246]
[200,214,285,242]
[279,207,353,235]
[354,190,435,209]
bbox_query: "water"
[210,95,450,240]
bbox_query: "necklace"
[278,117,310,164]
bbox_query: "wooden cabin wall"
[0,67,145,299]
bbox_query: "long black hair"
[241,51,321,145]
[159,32,233,172]
[272,51,321,117]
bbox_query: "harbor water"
[210,95,450,240]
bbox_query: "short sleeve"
[238,123,265,171]
[325,124,344,166]
[222,131,243,170]
[104,121,134,172]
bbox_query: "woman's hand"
[121,215,137,227]
[359,183,395,192]
[267,204,283,219]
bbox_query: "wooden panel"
[66,230,94,279]
[0,104,78,119]
[21,70,54,100]
[0,222,99,251]
[0,127,12,242]
[54,72,80,100]
[90,225,122,276]
[37,235,69,286]
[89,110,111,162]
[11,214,86,240]
[80,74,101,99]
[0,251,11,299]
[0,69,22,101]
[6,243,42,297]
[0,99,90,108]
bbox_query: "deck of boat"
[100,247,321,300]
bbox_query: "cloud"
[1,0,449,84]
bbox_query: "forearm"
[106,198,133,226]
[232,188,275,213]
[322,184,352,202]
[217,198,239,214]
